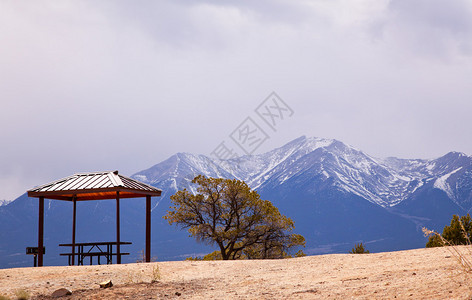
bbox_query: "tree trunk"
[219,243,229,260]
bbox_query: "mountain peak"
[444,151,469,158]
[275,136,336,154]
[132,136,472,209]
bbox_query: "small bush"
[203,250,223,260]
[186,250,223,261]
[426,214,472,248]
[125,271,144,284]
[349,243,370,254]
[14,289,30,300]
[0,294,11,300]
[151,264,161,282]
[294,250,307,257]
[185,256,203,261]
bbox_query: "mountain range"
[1,136,471,268]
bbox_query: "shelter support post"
[146,195,151,262]
[38,196,44,267]
[72,196,77,265]
[116,191,121,264]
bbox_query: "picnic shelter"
[27,170,162,267]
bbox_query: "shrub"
[349,243,370,254]
[426,214,472,247]
[294,250,307,257]
[151,264,161,282]
[186,250,222,261]
[14,289,30,300]
[185,256,202,261]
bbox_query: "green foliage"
[425,233,443,248]
[165,175,306,260]
[0,295,11,300]
[426,214,472,247]
[186,250,223,261]
[203,250,223,260]
[294,249,307,257]
[185,256,202,261]
[349,243,370,254]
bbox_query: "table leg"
[80,246,84,265]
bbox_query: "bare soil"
[1,246,472,299]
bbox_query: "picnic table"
[59,241,131,266]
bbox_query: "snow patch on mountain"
[433,167,462,201]
[0,199,11,206]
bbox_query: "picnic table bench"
[59,241,131,266]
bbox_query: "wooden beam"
[72,196,77,265]
[146,195,151,263]
[38,197,44,267]
[28,187,161,199]
[116,191,121,264]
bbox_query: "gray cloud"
[373,0,472,59]
[0,0,471,200]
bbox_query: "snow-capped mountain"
[133,136,472,211]
[128,135,472,256]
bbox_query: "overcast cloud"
[0,0,471,200]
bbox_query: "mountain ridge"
[132,136,472,210]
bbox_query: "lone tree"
[425,214,472,247]
[164,175,305,260]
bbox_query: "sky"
[1,0,471,201]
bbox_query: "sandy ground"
[1,246,472,299]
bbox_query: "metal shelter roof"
[27,171,162,201]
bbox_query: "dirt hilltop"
[1,246,471,299]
